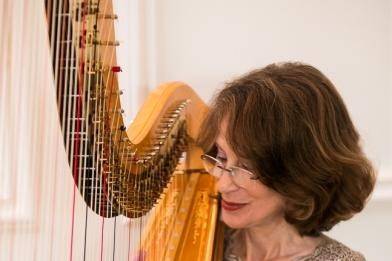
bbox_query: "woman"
[197,62,375,261]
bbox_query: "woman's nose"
[216,171,238,193]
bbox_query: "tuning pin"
[93,40,120,46]
[98,14,118,20]
[156,128,169,135]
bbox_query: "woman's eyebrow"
[236,157,253,170]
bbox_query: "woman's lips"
[221,199,248,211]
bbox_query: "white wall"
[116,0,392,260]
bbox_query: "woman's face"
[215,120,285,229]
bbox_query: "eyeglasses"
[200,154,259,187]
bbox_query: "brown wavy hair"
[197,62,375,236]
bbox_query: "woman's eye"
[216,155,227,162]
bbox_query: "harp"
[0,0,224,260]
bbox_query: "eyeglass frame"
[200,154,259,186]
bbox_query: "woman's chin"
[221,211,247,229]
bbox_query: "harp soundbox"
[0,0,224,260]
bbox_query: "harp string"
[51,5,68,256]
[107,69,119,219]
[22,1,36,259]
[98,0,111,219]
[35,1,50,256]
[77,0,103,257]
[96,6,114,258]
[7,1,17,258]
[46,2,61,260]
[76,0,89,258]
[65,0,80,257]
[44,2,53,260]
[0,6,4,254]
[77,0,92,256]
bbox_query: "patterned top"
[224,229,365,261]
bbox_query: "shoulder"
[302,234,366,261]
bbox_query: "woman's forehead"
[215,117,235,153]
[216,134,236,158]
